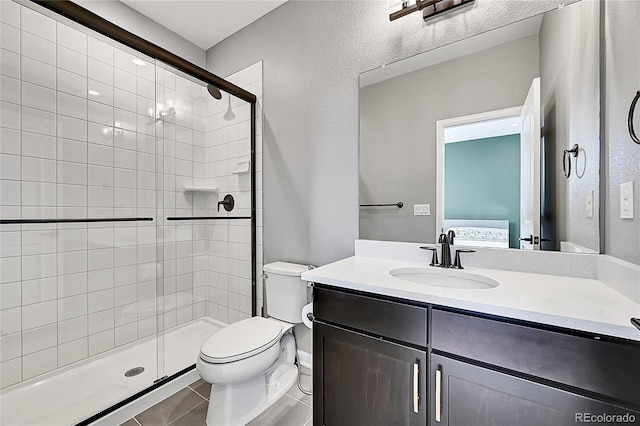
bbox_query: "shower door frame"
[26,0,259,423]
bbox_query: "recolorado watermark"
[575,413,636,423]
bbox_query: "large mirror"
[359,0,600,252]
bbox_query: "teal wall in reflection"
[445,134,521,248]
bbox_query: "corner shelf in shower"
[231,160,251,175]
[182,185,219,194]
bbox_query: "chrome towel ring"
[629,90,640,144]
[563,144,579,178]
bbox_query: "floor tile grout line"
[283,392,313,410]
[165,399,208,426]
[187,384,210,401]
[284,391,313,409]
[130,385,207,426]
[128,381,309,426]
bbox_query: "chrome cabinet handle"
[413,361,419,413]
[435,368,442,422]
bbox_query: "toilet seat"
[200,317,283,364]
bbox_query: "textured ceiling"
[119,0,287,50]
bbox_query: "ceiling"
[445,116,521,144]
[360,14,543,88]
[119,0,287,50]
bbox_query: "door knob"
[520,235,534,244]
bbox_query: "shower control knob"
[217,194,235,212]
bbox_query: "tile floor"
[121,367,313,426]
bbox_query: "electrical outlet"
[586,191,594,218]
[620,181,634,219]
[413,204,430,216]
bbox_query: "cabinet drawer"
[314,286,427,347]
[432,309,640,406]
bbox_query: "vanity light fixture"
[390,0,475,21]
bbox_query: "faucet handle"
[447,229,456,245]
[419,246,440,266]
[452,249,475,269]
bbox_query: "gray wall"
[205,0,568,267]
[73,0,205,66]
[359,36,539,243]
[539,0,600,252]
[604,0,640,265]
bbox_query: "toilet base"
[205,364,298,426]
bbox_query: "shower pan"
[0,1,262,424]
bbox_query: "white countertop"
[301,256,640,341]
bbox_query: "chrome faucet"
[438,233,452,268]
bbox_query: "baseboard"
[296,349,313,369]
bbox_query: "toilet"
[196,262,310,426]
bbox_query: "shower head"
[207,84,222,100]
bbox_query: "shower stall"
[0,1,263,424]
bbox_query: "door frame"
[435,106,523,238]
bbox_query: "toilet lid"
[200,317,283,364]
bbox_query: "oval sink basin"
[390,267,499,290]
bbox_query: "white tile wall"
[204,61,263,324]
[0,2,263,390]
[155,65,210,335]
[0,1,162,389]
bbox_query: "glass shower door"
[0,2,166,423]
[155,62,215,378]
[153,61,256,378]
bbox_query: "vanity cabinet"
[431,354,615,426]
[431,309,640,407]
[313,287,428,425]
[313,284,640,426]
[314,322,427,425]
[431,308,640,426]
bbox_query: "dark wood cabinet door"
[431,354,616,426]
[314,321,427,426]
[432,309,640,407]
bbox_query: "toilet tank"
[263,262,309,323]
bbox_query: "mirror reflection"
[359,0,600,252]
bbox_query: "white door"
[519,78,541,250]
